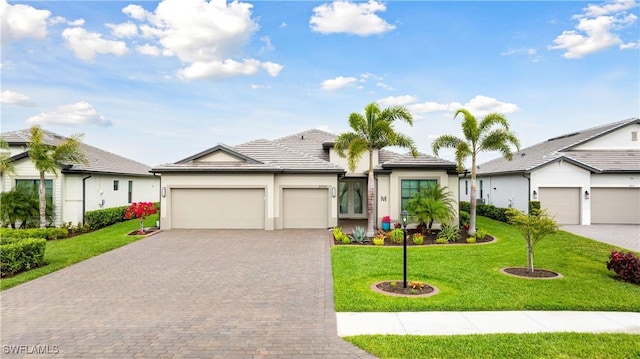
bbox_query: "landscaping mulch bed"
[334,228,494,246]
[501,267,563,279]
[371,280,439,297]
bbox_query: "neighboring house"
[0,129,160,226]
[151,129,458,230]
[459,118,640,225]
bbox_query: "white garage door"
[283,188,328,229]
[171,188,265,229]
[539,187,580,225]
[591,188,640,224]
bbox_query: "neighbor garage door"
[283,188,328,229]
[539,187,580,225]
[171,188,265,229]
[591,188,640,224]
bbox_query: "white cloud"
[106,22,138,38]
[259,35,275,54]
[123,0,281,80]
[0,0,51,42]
[501,47,541,62]
[310,0,396,36]
[321,76,357,90]
[27,101,112,127]
[136,43,161,56]
[620,41,640,49]
[1,90,36,107]
[49,16,85,27]
[407,95,520,117]
[376,82,395,91]
[377,95,417,107]
[62,27,128,61]
[251,84,270,90]
[550,0,639,59]
[122,4,151,21]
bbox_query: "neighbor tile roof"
[475,118,640,175]
[1,128,153,176]
[152,128,456,173]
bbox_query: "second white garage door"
[539,187,581,225]
[283,188,329,229]
[591,188,640,224]
[171,188,265,229]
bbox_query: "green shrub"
[85,206,129,230]
[458,201,471,213]
[467,237,477,244]
[412,233,424,245]
[476,229,488,240]
[0,227,68,240]
[341,234,351,244]
[437,225,461,243]
[477,204,508,223]
[1,237,46,276]
[435,237,448,244]
[529,201,541,214]
[333,227,344,241]
[349,226,368,243]
[459,210,470,227]
[373,234,385,246]
[389,228,405,244]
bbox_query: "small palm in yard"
[27,125,87,228]
[432,109,520,236]
[406,182,456,231]
[334,102,418,237]
[506,208,558,273]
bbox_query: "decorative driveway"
[0,230,374,358]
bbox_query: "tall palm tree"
[334,102,418,237]
[432,109,520,236]
[0,138,16,175]
[27,125,87,228]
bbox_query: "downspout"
[153,172,160,229]
[82,175,91,224]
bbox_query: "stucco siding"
[481,174,529,212]
[591,173,640,187]
[572,123,640,150]
[329,148,378,176]
[389,169,456,225]
[376,174,391,226]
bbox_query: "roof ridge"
[273,128,336,142]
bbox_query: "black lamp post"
[401,210,409,288]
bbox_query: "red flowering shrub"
[606,250,640,285]
[125,202,158,234]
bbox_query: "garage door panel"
[539,187,580,225]
[591,188,640,224]
[172,188,264,229]
[283,188,328,229]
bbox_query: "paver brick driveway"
[1,229,374,358]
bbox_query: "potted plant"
[381,215,391,231]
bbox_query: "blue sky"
[1,0,638,167]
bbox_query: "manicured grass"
[1,215,157,291]
[332,216,640,312]
[344,333,640,359]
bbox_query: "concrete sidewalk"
[336,311,640,336]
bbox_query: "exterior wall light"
[585,190,590,199]
[161,187,166,198]
[532,190,538,200]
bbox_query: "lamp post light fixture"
[401,210,409,288]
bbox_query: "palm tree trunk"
[366,149,375,238]
[39,171,46,228]
[468,156,477,236]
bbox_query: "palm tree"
[432,109,520,236]
[27,125,87,228]
[406,182,456,232]
[0,138,16,175]
[334,102,418,237]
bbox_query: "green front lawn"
[332,216,640,312]
[1,215,157,291]
[344,333,640,359]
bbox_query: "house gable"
[569,122,640,151]
[177,143,262,164]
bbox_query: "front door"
[338,179,367,218]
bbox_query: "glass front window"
[401,179,437,210]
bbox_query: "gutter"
[522,172,531,213]
[82,175,91,224]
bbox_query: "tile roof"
[1,128,154,176]
[475,118,640,175]
[152,128,456,173]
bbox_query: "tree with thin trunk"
[334,102,418,237]
[506,208,558,273]
[432,109,520,236]
[27,125,87,228]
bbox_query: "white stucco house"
[0,128,160,226]
[459,118,640,225]
[151,129,459,230]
